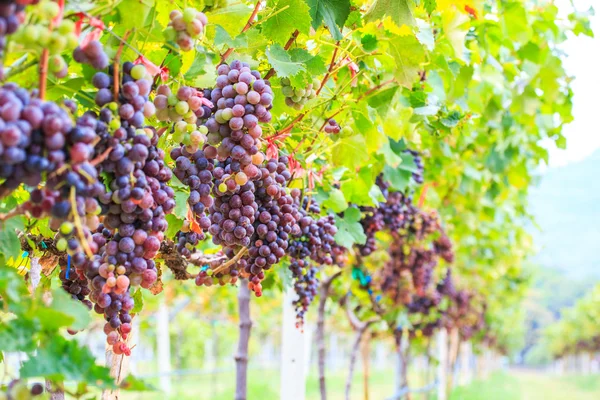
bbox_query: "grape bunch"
[92,63,155,125]
[404,148,424,184]
[73,40,109,70]
[205,60,273,172]
[289,258,318,327]
[58,254,92,310]
[1,379,45,399]
[14,1,79,78]
[0,83,75,199]
[323,118,340,134]
[0,2,26,75]
[164,8,208,52]
[154,85,211,125]
[437,268,456,297]
[281,77,319,110]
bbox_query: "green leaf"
[441,6,470,62]
[330,134,369,170]
[207,3,253,37]
[20,336,113,388]
[423,0,436,15]
[184,52,209,81]
[165,214,184,240]
[361,34,378,51]
[0,216,24,260]
[266,44,305,78]
[0,318,38,352]
[334,207,366,247]
[387,35,426,88]
[289,48,327,76]
[173,191,188,220]
[322,189,347,213]
[117,0,154,30]
[416,19,435,51]
[365,0,415,27]
[120,375,155,392]
[131,288,144,314]
[383,164,411,191]
[261,0,311,44]
[306,0,351,40]
[39,290,91,331]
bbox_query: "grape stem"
[316,42,340,96]
[90,146,114,167]
[220,1,262,62]
[39,49,49,100]
[69,187,94,258]
[113,30,133,102]
[211,247,249,275]
[0,204,26,222]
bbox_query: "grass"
[118,367,600,399]
[450,369,600,400]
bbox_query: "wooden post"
[102,335,132,400]
[459,341,473,386]
[362,335,370,400]
[437,329,448,400]
[235,279,252,400]
[156,299,172,395]
[281,287,306,400]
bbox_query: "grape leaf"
[361,34,378,51]
[322,189,347,213]
[20,336,114,387]
[306,0,351,40]
[184,52,211,81]
[289,49,327,75]
[37,290,92,331]
[0,216,24,261]
[441,6,470,62]
[386,35,426,88]
[334,207,366,248]
[365,0,415,27]
[424,0,437,14]
[207,3,254,36]
[117,0,155,30]
[131,288,144,314]
[383,164,412,191]
[0,319,38,352]
[173,191,189,220]
[262,0,311,44]
[266,44,305,77]
[165,214,184,240]
[330,134,369,170]
[120,375,155,392]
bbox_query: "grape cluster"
[0,2,26,75]
[73,40,109,70]
[205,60,273,172]
[58,254,92,309]
[289,258,318,327]
[174,225,202,258]
[323,118,340,134]
[14,1,79,78]
[1,379,45,399]
[404,148,424,184]
[154,85,210,125]
[81,64,168,353]
[0,83,74,199]
[164,8,208,52]
[281,77,319,110]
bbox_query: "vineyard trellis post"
[281,287,307,400]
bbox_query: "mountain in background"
[529,150,600,278]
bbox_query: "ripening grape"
[281,77,319,110]
[164,8,208,52]
[323,118,341,134]
[73,40,109,70]
[154,84,211,125]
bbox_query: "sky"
[547,0,599,167]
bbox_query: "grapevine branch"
[38,49,49,101]
[220,1,262,63]
[317,270,342,400]
[316,42,340,96]
[113,30,132,102]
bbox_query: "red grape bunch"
[164,8,208,52]
[154,84,211,126]
[205,60,273,174]
[0,2,27,76]
[73,40,109,70]
[323,118,340,134]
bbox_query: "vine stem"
[317,270,342,400]
[113,30,132,102]
[0,204,26,222]
[220,1,262,63]
[316,42,340,96]
[235,279,252,400]
[211,247,248,275]
[69,187,94,258]
[264,30,299,80]
[39,49,49,100]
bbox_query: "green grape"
[22,25,40,43]
[183,8,197,23]
[198,125,209,134]
[221,108,233,121]
[130,65,147,80]
[175,101,190,115]
[281,85,294,97]
[167,94,178,106]
[109,118,121,131]
[175,121,188,133]
[58,20,76,35]
[48,33,67,54]
[60,222,74,235]
[218,183,227,192]
[56,238,67,252]
[163,26,177,41]
[40,1,61,20]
